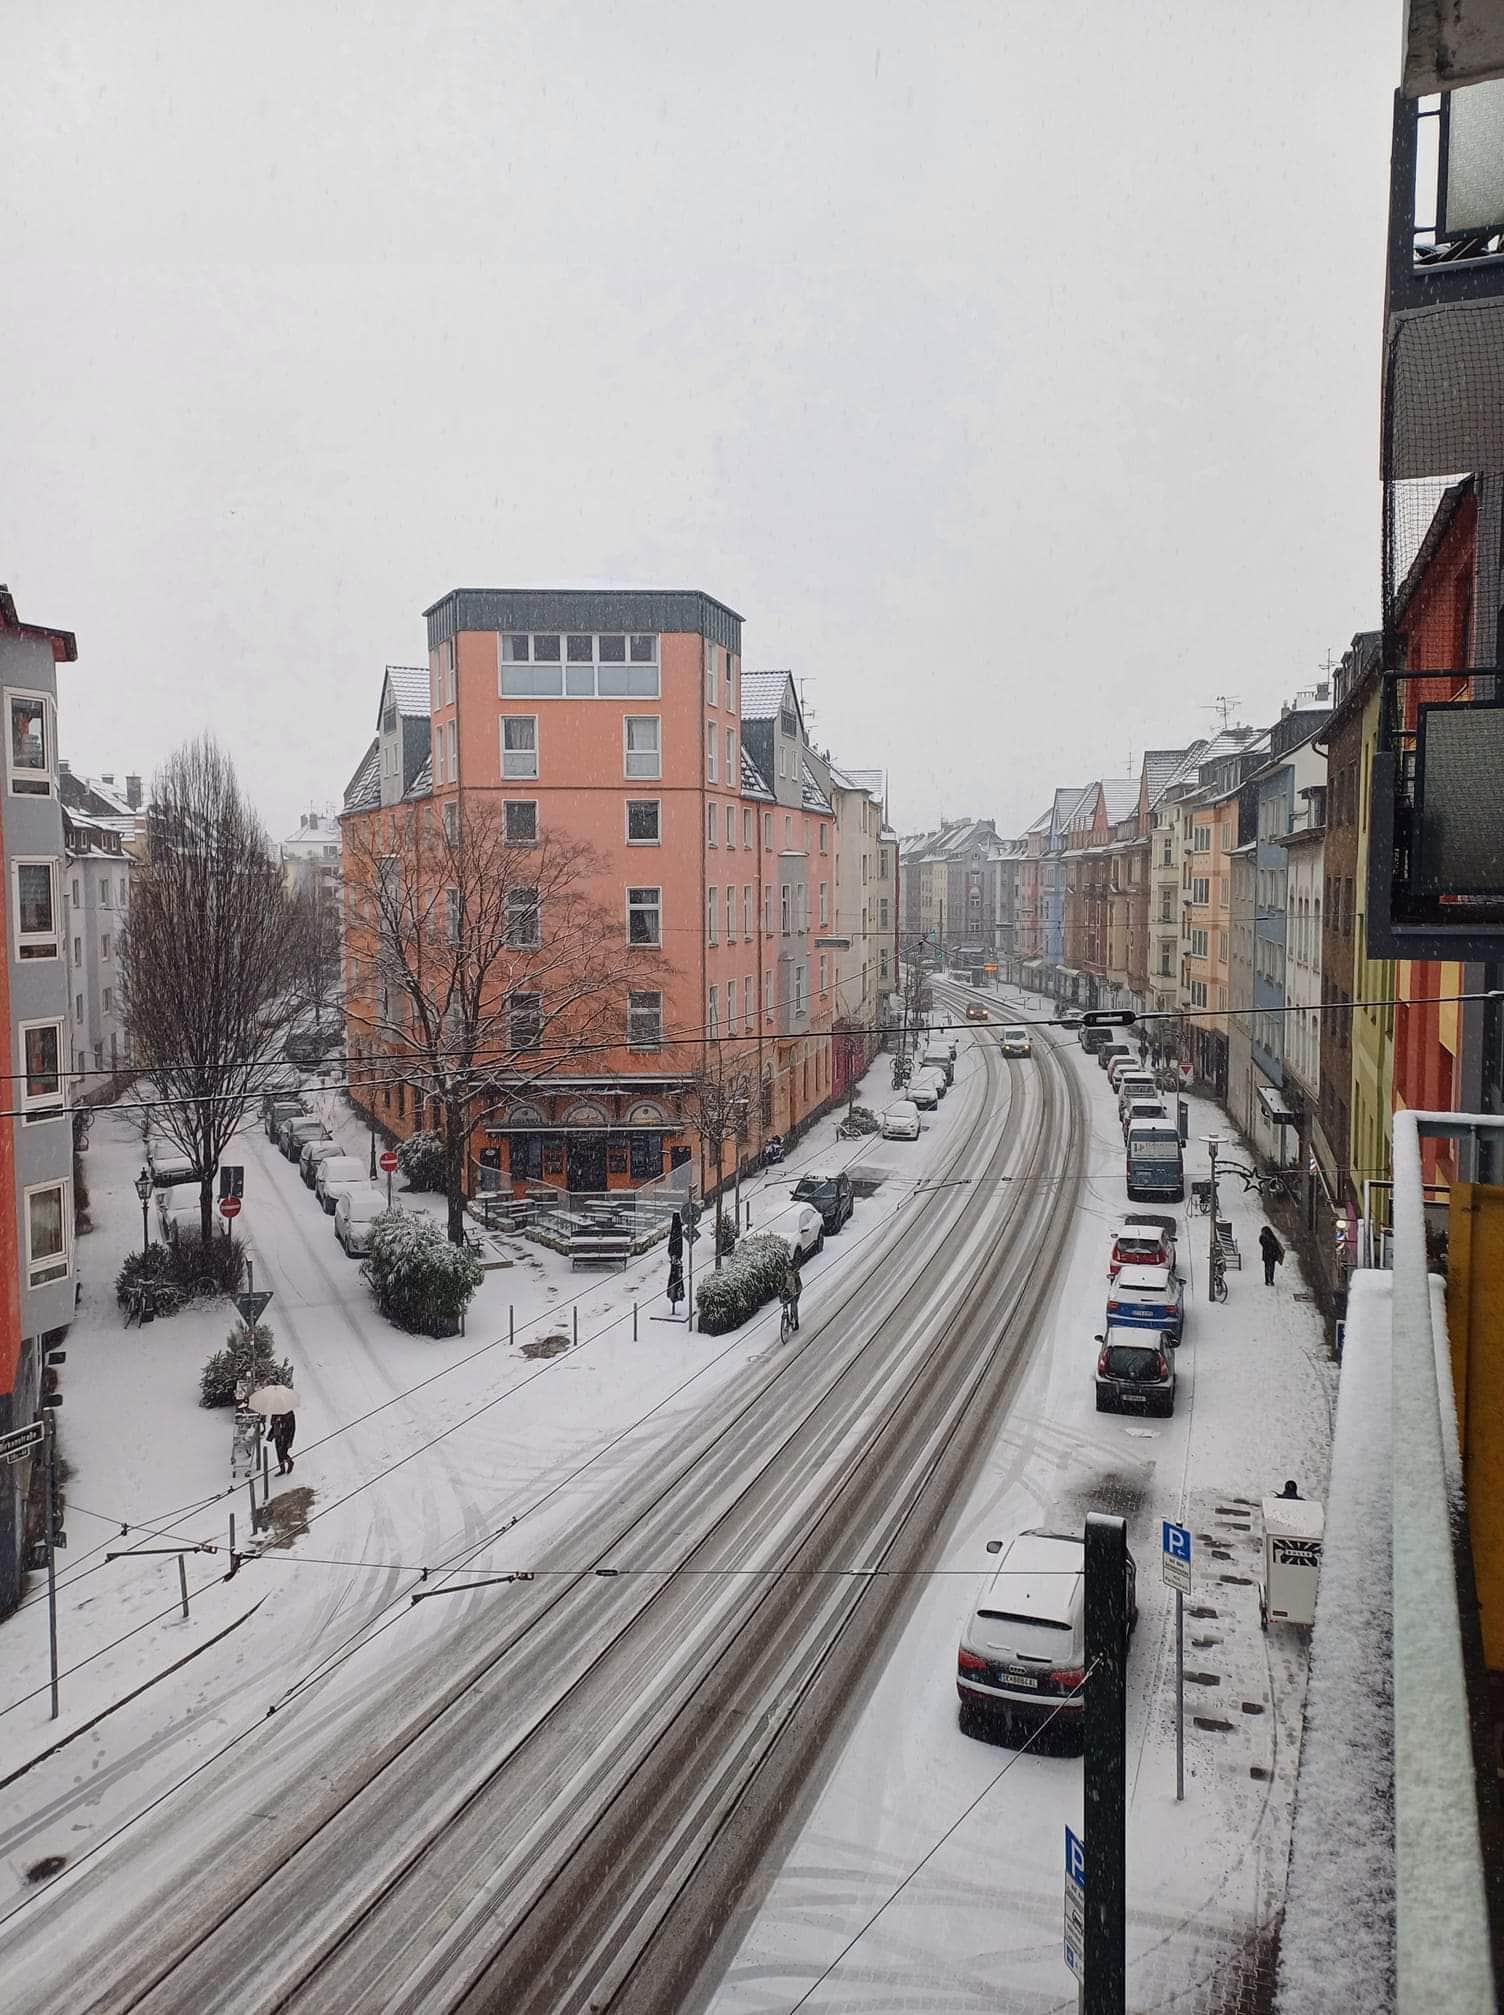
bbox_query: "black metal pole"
[46,1412,60,1720]
[1083,1510,1128,2015]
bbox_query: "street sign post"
[234,1290,273,1330]
[0,1420,45,1465]
[380,1148,398,1205]
[1163,1520,1193,1801]
[1064,1825,1086,1983]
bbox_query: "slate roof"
[740,670,792,721]
[342,738,381,813]
[403,754,432,801]
[381,665,431,720]
[740,744,775,800]
[800,755,834,815]
[1142,747,1192,808]
[1100,778,1139,824]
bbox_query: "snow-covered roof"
[1100,777,1139,824]
[843,766,885,801]
[800,755,833,815]
[403,754,432,800]
[380,665,430,721]
[740,670,791,721]
[740,744,774,800]
[342,738,381,813]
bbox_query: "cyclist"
[780,1257,803,1334]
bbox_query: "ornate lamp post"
[133,1167,152,1260]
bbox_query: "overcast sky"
[3,2,1396,844]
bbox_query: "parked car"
[300,1137,348,1189]
[999,1025,1032,1058]
[792,1170,854,1234]
[316,1154,368,1214]
[881,1100,921,1141]
[147,1147,200,1189]
[1080,1024,1113,1055]
[1115,1072,1158,1120]
[909,1069,941,1111]
[266,1097,304,1142]
[1098,1041,1133,1073]
[1094,1326,1177,1415]
[965,1002,990,1022]
[1121,1097,1170,1139]
[155,1182,204,1243]
[1108,1217,1179,1280]
[285,1026,342,1066]
[1107,1052,1143,1092]
[278,1114,327,1161]
[921,1041,954,1087]
[1105,1262,1185,1343]
[333,1183,392,1255]
[761,1198,825,1261]
[956,1528,1137,1742]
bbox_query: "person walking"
[1259,1226,1285,1287]
[781,1258,803,1334]
[268,1410,297,1475]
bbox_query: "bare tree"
[287,878,343,1033]
[121,737,301,1245]
[683,1056,752,1267]
[342,796,666,1243]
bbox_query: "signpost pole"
[1176,1586,1185,1803]
[46,1410,59,1720]
[1083,1513,1128,2015]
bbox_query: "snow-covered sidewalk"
[709,988,1337,2014]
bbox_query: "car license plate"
[1123,1393,1147,1408]
[1002,1667,1039,1688]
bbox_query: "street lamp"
[133,1167,152,1259]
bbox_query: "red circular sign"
[379,1151,399,1173]
[219,1195,242,1219]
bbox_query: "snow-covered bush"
[695,1232,791,1336]
[361,1210,482,1336]
[845,1105,878,1135]
[396,1130,446,1192]
[715,1212,738,1258]
[200,1323,293,1408]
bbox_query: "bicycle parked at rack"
[1208,1245,1229,1303]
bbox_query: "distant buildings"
[280,810,341,903]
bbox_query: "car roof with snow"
[977,1530,1082,1625]
[1114,1264,1176,1290]
[1118,1220,1172,1242]
[339,1184,390,1214]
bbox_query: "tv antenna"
[1204,694,1242,732]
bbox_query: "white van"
[922,1041,954,1087]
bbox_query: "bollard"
[229,1512,236,1557]
[261,1444,271,1505]
[633,1301,638,1341]
[178,1554,190,1620]
[509,1304,515,1350]
[573,1306,579,1349]
[247,1474,257,1532]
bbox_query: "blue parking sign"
[1162,1519,1192,1592]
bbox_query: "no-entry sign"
[379,1151,399,1174]
[219,1195,242,1220]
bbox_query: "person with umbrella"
[249,1382,300,1475]
[268,1410,297,1474]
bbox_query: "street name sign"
[1063,1825,1086,1979]
[0,1421,45,1465]
[1162,1520,1192,1593]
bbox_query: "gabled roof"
[740,744,775,801]
[843,766,886,801]
[741,669,797,722]
[1142,747,1192,807]
[403,754,432,801]
[379,665,430,723]
[1101,778,1139,824]
[800,755,834,815]
[0,584,76,662]
[342,738,382,814]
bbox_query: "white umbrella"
[247,1384,299,1415]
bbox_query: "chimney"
[126,775,142,809]
[101,772,115,785]
[58,758,70,777]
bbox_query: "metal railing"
[470,1160,695,1254]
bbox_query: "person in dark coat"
[781,1258,803,1332]
[268,1411,296,1474]
[1259,1226,1285,1287]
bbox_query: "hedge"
[201,1323,294,1408]
[396,1130,447,1192]
[695,1232,791,1336]
[361,1210,483,1336]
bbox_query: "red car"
[1107,1216,1178,1280]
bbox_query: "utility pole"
[1207,1136,1221,1300]
[1082,1511,1129,2014]
[45,1408,60,1720]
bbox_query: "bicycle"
[779,1296,799,1342]
[1186,1179,1212,1218]
[835,1120,865,1143]
[1209,1247,1229,1303]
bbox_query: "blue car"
[1104,1263,1184,1345]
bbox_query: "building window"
[725,728,736,779]
[74,993,83,1024]
[102,986,113,1015]
[119,876,127,907]
[784,814,793,848]
[707,887,718,944]
[744,975,754,1026]
[726,657,736,712]
[500,632,658,699]
[627,886,661,946]
[1190,979,1208,1008]
[629,989,662,1048]
[508,992,542,1050]
[443,800,458,844]
[818,953,828,995]
[706,802,718,847]
[504,887,540,946]
[781,884,791,933]
[706,722,718,784]
[99,876,111,906]
[763,813,773,849]
[446,889,462,943]
[705,642,718,707]
[71,936,80,965]
[71,876,80,905]
[744,884,754,936]
[879,897,889,928]
[1193,827,1210,853]
[25,1179,70,1287]
[1190,928,1208,959]
[8,693,54,796]
[626,799,660,843]
[724,981,737,1035]
[819,823,828,853]
[15,858,60,959]
[764,968,773,1017]
[501,715,538,778]
[19,1019,65,1121]
[725,804,736,849]
[818,882,829,926]
[101,933,111,960]
[446,720,457,778]
[794,964,806,1015]
[505,799,538,845]
[624,716,661,779]
[707,984,719,1038]
[433,735,445,786]
[725,887,736,941]
[880,947,890,980]
[1191,877,1210,907]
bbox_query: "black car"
[285,1027,342,1066]
[792,1170,854,1234]
[1094,1326,1176,1416]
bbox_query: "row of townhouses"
[337,589,900,1199]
